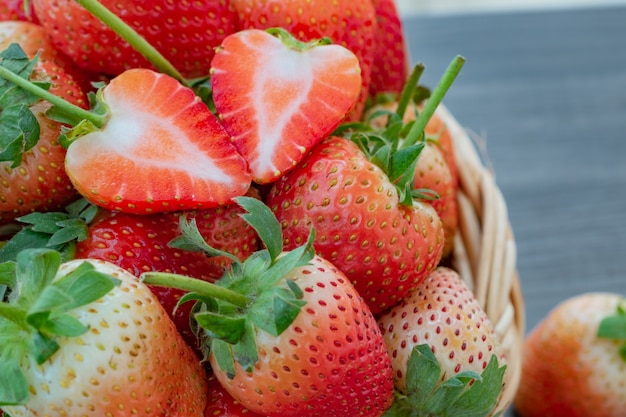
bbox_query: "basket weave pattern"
[438,105,525,409]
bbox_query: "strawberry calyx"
[264,27,333,51]
[0,199,98,263]
[341,56,465,206]
[0,44,51,167]
[141,196,314,374]
[0,248,120,406]
[382,344,506,417]
[597,298,626,361]
[0,44,108,138]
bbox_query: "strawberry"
[0,0,38,23]
[210,28,362,184]
[514,292,626,417]
[32,0,238,78]
[0,45,86,223]
[369,0,410,97]
[0,248,208,416]
[266,135,444,315]
[365,93,459,258]
[265,59,465,314]
[377,266,508,416]
[204,373,264,417]
[231,0,378,120]
[141,196,395,417]
[75,202,260,353]
[0,64,253,214]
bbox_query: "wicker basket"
[438,105,525,412]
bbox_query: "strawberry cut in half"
[61,68,252,213]
[210,28,362,184]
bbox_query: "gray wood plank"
[402,6,626,415]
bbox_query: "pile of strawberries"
[0,1,520,417]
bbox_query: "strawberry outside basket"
[438,104,526,412]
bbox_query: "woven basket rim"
[438,104,525,412]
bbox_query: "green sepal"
[169,215,240,264]
[236,196,283,262]
[212,339,236,379]
[0,199,97,263]
[597,299,626,361]
[250,286,307,337]
[0,358,29,406]
[0,44,48,167]
[195,310,246,345]
[30,330,60,365]
[385,344,506,417]
[0,261,16,289]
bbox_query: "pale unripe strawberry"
[514,292,626,417]
[1,253,208,417]
[377,266,507,416]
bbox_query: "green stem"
[404,55,465,147]
[395,63,425,123]
[141,272,251,309]
[0,65,106,128]
[75,0,190,88]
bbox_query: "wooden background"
[403,5,626,415]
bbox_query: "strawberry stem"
[0,64,107,128]
[395,63,425,123]
[141,272,251,309]
[404,55,465,148]
[75,0,190,88]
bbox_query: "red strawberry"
[32,0,238,78]
[514,293,626,417]
[369,0,410,96]
[366,97,459,258]
[210,28,362,184]
[204,374,263,417]
[0,0,38,23]
[57,68,251,214]
[231,0,378,121]
[0,46,86,223]
[141,196,395,417]
[75,202,259,353]
[377,267,508,416]
[0,249,208,416]
[266,135,444,315]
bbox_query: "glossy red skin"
[369,0,409,96]
[231,0,377,121]
[204,374,263,417]
[266,136,445,315]
[0,60,86,223]
[75,205,259,354]
[32,0,239,78]
[210,255,395,417]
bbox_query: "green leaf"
[405,344,442,407]
[389,143,424,185]
[40,313,88,338]
[169,215,239,263]
[231,321,259,373]
[0,261,16,288]
[0,358,29,406]
[446,356,506,417]
[597,301,626,340]
[195,311,246,345]
[0,103,40,167]
[17,211,69,234]
[15,248,61,304]
[235,196,283,262]
[212,339,236,379]
[250,287,307,336]
[51,261,120,312]
[30,330,59,365]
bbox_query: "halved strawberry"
[63,68,252,213]
[210,28,362,184]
